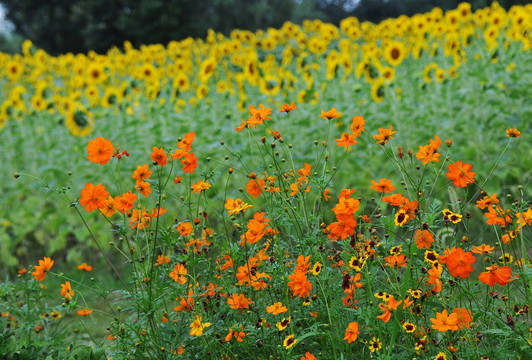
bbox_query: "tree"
[1,0,314,54]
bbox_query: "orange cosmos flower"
[415,229,434,249]
[227,293,252,312]
[427,263,443,292]
[301,352,317,360]
[156,254,170,266]
[189,315,211,336]
[323,189,331,201]
[181,152,198,174]
[267,302,288,315]
[383,193,407,206]
[326,213,357,241]
[336,132,357,148]
[516,208,532,229]
[339,188,355,198]
[384,254,408,268]
[191,180,211,194]
[79,183,109,212]
[135,180,152,197]
[77,263,93,271]
[132,164,153,181]
[77,309,93,316]
[169,263,188,284]
[377,296,402,323]
[430,309,459,332]
[478,265,513,286]
[471,244,494,254]
[320,108,342,120]
[100,197,117,217]
[176,222,193,236]
[225,198,253,215]
[370,178,395,193]
[288,268,312,298]
[373,126,397,144]
[442,248,475,279]
[246,178,265,198]
[476,193,499,209]
[151,147,168,166]
[177,131,195,153]
[32,257,54,282]
[505,128,521,138]
[501,230,518,244]
[225,328,246,342]
[344,322,360,343]
[279,102,297,113]
[453,308,473,329]
[484,205,512,226]
[87,137,114,165]
[350,115,365,137]
[241,218,267,246]
[446,160,475,187]
[235,120,248,132]
[416,136,442,165]
[114,190,137,213]
[247,104,272,128]
[60,281,74,301]
[295,254,311,273]
[175,288,195,312]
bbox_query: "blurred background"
[0,0,529,55]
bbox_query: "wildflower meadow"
[1,2,531,359]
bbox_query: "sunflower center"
[73,110,89,127]
[391,48,400,59]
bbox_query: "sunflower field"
[1,2,531,359]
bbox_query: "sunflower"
[381,66,395,82]
[31,95,48,112]
[83,85,98,106]
[66,109,95,137]
[199,57,217,83]
[53,96,75,116]
[0,115,7,131]
[173,73,190,94]
[6,61,23,81]
[364,63,381,84]
[484,25,500,50]
[243,59,260,86]
[259,75,281,96]
[355,57,370,78]
[86,62,106,84]
[138,62,159,82]
[308,36,327,55]
[196,84,209,99]
[371,78,386,103]
[260,37,277,51]
[435,68,446,83]
[384,41,406,67]
[102,87,123,108]
[423,63,438,83]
